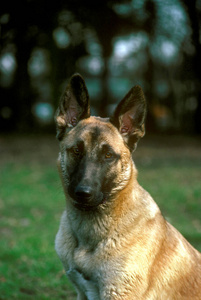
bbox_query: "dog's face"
[55,74,146,211]
[59,117,132,211]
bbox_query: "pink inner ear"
[71,117,78,126]
[120,126,129,133]
[120,111,134,134]
[65,92,81,126]
[66,108,78,126]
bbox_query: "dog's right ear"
[55,74,90,140]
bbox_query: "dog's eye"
[105,152,113,159]
[72,147,80,156]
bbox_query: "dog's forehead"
[79,116,116,137]
[78,117,119,142]
[65,116,123,149]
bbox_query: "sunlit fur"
[55,74,201,300]
[55,117,201,300]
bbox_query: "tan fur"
[55,75,201,300]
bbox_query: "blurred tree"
[1,1,61,130]
[0,0,134,130]
[0,0,200,133]
[62,0,136,116]
[183,0,201,133]
[108,0,200,132]
[143,0,157,130]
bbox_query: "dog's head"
[55,74,146,211]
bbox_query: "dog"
[55,74,201,300]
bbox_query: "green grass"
[0,135,201,299]
[0,162,76,299]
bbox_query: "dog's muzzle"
[75,185,93,202]
[69,185,105,211]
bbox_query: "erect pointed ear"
[55,74,90,140]
[111,85,146,151]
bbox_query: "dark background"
[1,0,201,135]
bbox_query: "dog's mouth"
[72,202,98,211]
[71,193,109,212]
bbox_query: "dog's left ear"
[111,85,146,151]
[55,74,90,140]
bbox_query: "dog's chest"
[72,237,116,283]
[73,242,104,277]
[71,245,103,299]
[71,217,112,272]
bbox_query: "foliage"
[0,0,201,132]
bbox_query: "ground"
[0,133,200,300]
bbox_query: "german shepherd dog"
[55,74,201,300]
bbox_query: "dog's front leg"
[67,269,87,300]
[67,268,99,300]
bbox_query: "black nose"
[75,185,93,201]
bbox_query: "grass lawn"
[0,134,201,300]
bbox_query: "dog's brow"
[100,142,118,155]
[101,143,113,150]
[66,138,84,150]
